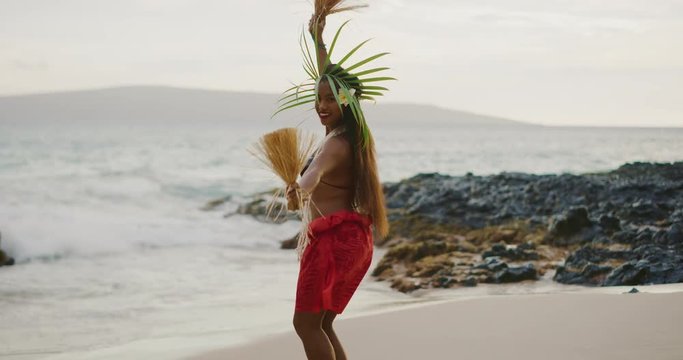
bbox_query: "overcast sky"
[1,0,681,127]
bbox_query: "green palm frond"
[346,67,389,77]
[277,91,315,106]
[271,98,316,118]
[323,74,343,111]
[324,19,351,71]
[278,93,317,109]
[335,38,372,68]
[359,85,388,91]
[343,52,391,73]
[280,81,315,95]
[272,17,397,148]
[300,29,318,79]
[278,83,315,102]
[358,91,383,96]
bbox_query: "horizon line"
[1,84,681,129]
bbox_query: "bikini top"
[300,153,353,190]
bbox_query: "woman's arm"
[286,137,348,202]
[309,14,328,73]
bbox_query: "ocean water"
[0,120,682,359]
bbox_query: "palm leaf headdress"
[272,1,396,149]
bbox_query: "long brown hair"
[321,65,389,239]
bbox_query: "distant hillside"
[0,85,539,128]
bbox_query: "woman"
[285,14,389,360]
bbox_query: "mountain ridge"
[0,85,539,127]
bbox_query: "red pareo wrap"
[295,209,373,314]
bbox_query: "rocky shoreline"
[0,232,15,267]
[375,161,683,292]
[224,161,683,293]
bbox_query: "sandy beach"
[187,289,683,360]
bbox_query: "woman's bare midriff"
[309,175,353,220]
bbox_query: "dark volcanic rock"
[200,195,232,211]
[280,234,298,249]
[544,207,599,246]
[0,249,14,267]
[391,278,421,293]
[473,257,539,284]
[377,161,683,290]
[462,276,478,287]
[223,189,299,223]
[554,262,614,285]
[0,231,15,267]
[473,256,509,272]
[603,260,651,286]
[554,222,683,286]
[481,242,539,261]
[487,263,538,283]
[383,161,683,232]
[561,245,631,268]
[598,214,621,234]
[603,244,683,285]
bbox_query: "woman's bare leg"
[322,310,347,360]
[293,310,336,360]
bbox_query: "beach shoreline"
[185,283,683,360]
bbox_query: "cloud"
[466,10,645,35]
[10,59,49,71]
[0,0,681,126]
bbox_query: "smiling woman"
[315,75,344,128]
[270,1,396,359]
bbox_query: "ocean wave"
[0,204,301,264]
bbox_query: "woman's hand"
[286,182,302,204]
[308,13,328,72]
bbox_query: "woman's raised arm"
[308,14,329,73]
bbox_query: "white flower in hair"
[338,88,356,106]
[338,93,348,106]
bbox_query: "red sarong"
[295,209,374,314]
